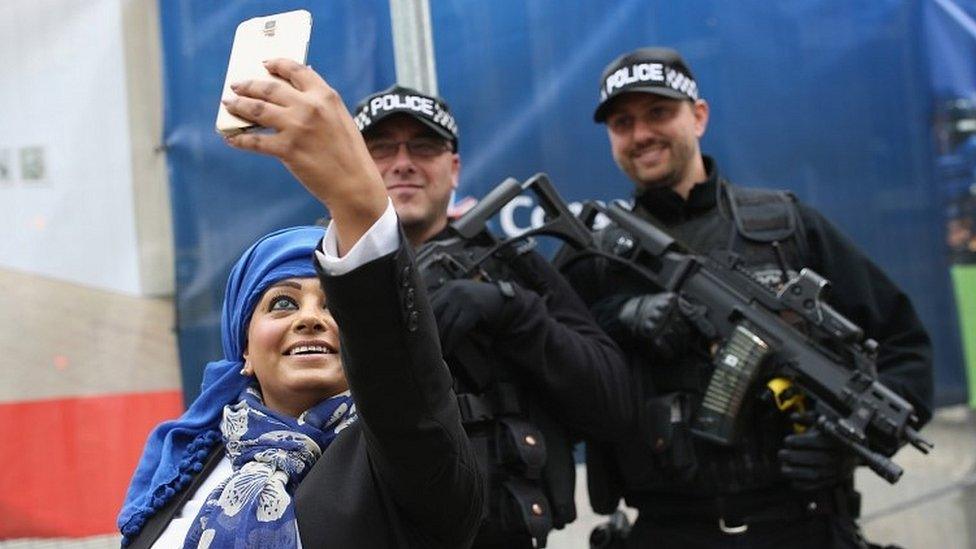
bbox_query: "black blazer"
[129,242,485,548]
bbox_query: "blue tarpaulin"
[161,1,969,405]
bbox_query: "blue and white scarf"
[182,385,357,549]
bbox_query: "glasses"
[366,137,451,160]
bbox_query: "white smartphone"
[215,9,313,136]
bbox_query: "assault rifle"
[428,173,931,484]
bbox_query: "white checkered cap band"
[353,91,458,142]
[599,61,699,102]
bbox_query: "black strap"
[722,490,838,524]
[457,393,493,424]
[127,448,223,549]
[456,382,522,425]
[628,486,852,524]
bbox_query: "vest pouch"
[496,417,547,479]
[528,405,577,528]
[642,392,697,478]
[501,478,553,548]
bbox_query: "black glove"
[617,292,704,360]
[429,279,529,355]
[778,413,852,491]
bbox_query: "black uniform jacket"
[130,240,485,549]
[426,228,636,442]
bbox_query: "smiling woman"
[243,277,346,418]
[117,58,484,549]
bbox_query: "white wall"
[0,0,172,296]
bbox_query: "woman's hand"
[222,59,388,254]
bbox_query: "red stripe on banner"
[0,391,183,538]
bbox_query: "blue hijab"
[118,226,325,542]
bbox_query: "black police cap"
[593,47,700,123]
[352,85,459,151]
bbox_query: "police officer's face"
[364,115,459,241]
[604,93,709,193]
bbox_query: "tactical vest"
[589,182,812,503]
[429,233,576,548]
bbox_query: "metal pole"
[388,0,438,95]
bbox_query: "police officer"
[565,47,934,548]
[351,85,635,548]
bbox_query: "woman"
[118,59,484,548]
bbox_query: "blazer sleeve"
[315,232,485,548]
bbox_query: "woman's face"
[243,277,346,417]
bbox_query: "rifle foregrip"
[820,416,904,484]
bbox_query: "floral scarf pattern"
[182,385,357,549]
